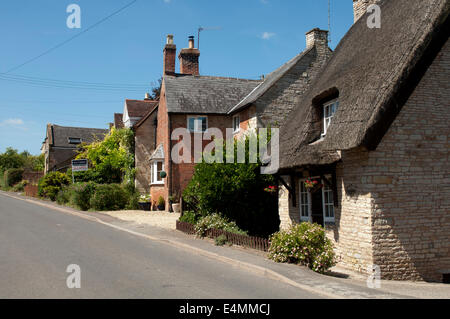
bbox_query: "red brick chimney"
[179,36,200,75]
[163,34,176,75]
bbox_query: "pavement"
[1,190,449,299]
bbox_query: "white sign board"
[72,159,88,172]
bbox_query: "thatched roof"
[279,0,449,170]
[228,48,314,114]
[164,75,261,114]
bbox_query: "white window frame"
[322,178,335,223]
[299,176,335,224]
[322,99,339,137]
[232,115,240,134]
[187,116,208,133]
[151,160,164,185]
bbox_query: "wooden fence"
[176,220,270,252]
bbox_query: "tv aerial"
[197,26,222,49]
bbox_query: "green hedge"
[89,184,128,211]
[38,172,71,201]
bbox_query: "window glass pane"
[201,117,207,132]
[157,161,163,181]
[188,118,195,131]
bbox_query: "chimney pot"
[179,36,200,75]
[144,93,151,100]
[163,34,177,75]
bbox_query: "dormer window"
[322,99,339,136]
[68,137,82,145]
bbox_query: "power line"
[5,0,138,74]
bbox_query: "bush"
[122,182,140,210]
[69,182,97,211]
[182,133,280,238]
[268,223,336,274]
[215,234,228,246]
[5,168,24,187]
[89,184,128,211]
[12,180,28,192]
[179,210,201,225]
[38,172,70,201]
[56,187,71,205]
[195,214,247,238]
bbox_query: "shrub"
[12,180,28,192]
[268,223,336,274]
[157,196,165,206]
[122,182,140,210]
[89,184,128,211]
[215,234,228,246]
[5,168,24,187]
[179,210,201,225]
[56,187,71,205]
[38,172,71,201]
[69,182,97,211]
[195,214,247,238]
[182,133,280,238]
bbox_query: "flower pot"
[172,203,181,214]
[157,204,165,211]
[138,202,151,211]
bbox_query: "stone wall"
[365,38,450,282]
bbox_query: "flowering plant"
[264,185,278,193]
[304,179,323,192]
[268,222,336,274]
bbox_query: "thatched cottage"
[277,0,449,282]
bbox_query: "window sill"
[150,182,164,186]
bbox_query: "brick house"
[228,29,332,136]
[276,0,449,282]
[134,35,261,209]
[41,124,108,174]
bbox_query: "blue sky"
[0,0,353,154]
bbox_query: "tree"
[150,77,162,100]
[0,148,25,172]
[75,128,135,184]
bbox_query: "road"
[0,193,324,299]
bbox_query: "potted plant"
[138,194,151,211]
[304,179,323,193]
[169,195,181,214]
[157,196,165,211]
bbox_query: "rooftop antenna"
[328,0,332,45]
[197,26,222,49]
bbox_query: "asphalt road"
[0,193,324,299]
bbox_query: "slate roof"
[279,0,449,170]
[47,124,108,148]
[228,47,314,114]
[164,75,261,114]
[125,99,158,118]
